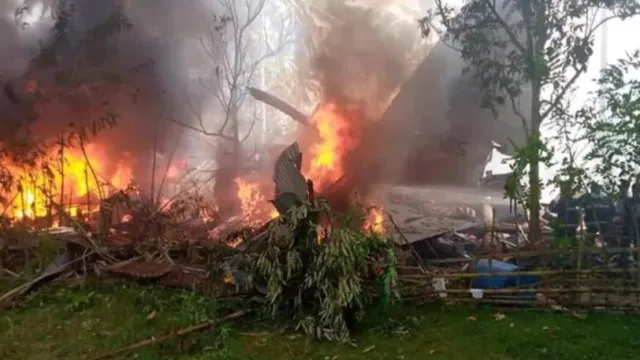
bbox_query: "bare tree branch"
[167,116,234,142]
[239,117,257,144]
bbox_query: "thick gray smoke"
[303,0,428,120]
[378,0,531,188]
[296,1,429,205]
[300,0,528,196]
[0,0,218,182]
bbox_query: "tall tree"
[421,0,640,242]
[171,0,294,218]
[581,50,640,192]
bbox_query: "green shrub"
[248,200,397,343]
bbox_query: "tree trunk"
[213,110,242,221]
[528,146,541,242]
[213,160,240,221]
[528,81,543,243]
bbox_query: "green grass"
[2,279,640,360]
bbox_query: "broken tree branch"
[93,310,245,360]
[247,87,310,126]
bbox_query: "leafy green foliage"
[248,200,397,343]
[546,113,588,197]
[581,50,640,191]
[421,0,639,124]
[505,134,553,203]
[420,0,640,240]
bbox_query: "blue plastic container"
[470,259,539,289]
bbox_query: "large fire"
[232,100,384,232]
[1,144,132,220]
[304,101,363,191]
[232,100,367,224]
[2,99,383,234]
[234,177,278,226]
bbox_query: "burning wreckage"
[0,139,538,307]
[0,32,545,308]
[0,116,539,312]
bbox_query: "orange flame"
[364,207,385,233]
[234,177,277,226]
[230,101,366,226]
[1,144,132,219]
[304,101,362,191]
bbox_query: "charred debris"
[0,138,539,288]
[0,88,560,343]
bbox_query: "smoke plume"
[0,0,219,183]
[301,0,519,192]
[298,0,430,202]
[304,0,428,120]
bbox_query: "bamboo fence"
[396,211,640,312]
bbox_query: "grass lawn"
[2,279,640,360]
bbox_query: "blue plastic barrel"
[470,259,539,289]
